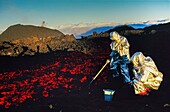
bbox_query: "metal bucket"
[103,89,115,102]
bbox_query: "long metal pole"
[88,60,110,86]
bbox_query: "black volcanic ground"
[0,23,170,112]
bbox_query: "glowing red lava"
[0,51,110,108]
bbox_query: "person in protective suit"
[130,52,163,95]
[108,31,132,84]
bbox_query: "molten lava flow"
[0,51,110,108]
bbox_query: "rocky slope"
[0,24,90,56]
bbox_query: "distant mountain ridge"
[56,22,118,36]
[76,26,115,39]
[56,18,170,39]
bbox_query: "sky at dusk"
[0,0,170,30]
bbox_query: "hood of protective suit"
[130,52,145,67]
[110,31,121,41]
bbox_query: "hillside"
[0,24,65,41]
[0,24,83,56]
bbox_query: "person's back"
[130,52,163,95]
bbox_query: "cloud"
[56,22,118,30]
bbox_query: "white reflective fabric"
[110,32,130,60]
[131,52,163,95]
[109,32,131,83]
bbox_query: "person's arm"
[122,38,130,48]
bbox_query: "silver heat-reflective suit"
[109,32,131,83]
[130,52,163,95]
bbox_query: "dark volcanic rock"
[0,41,36,56]
[82,32,110,40]
[144,22,170,32]
[0,36,82,56]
